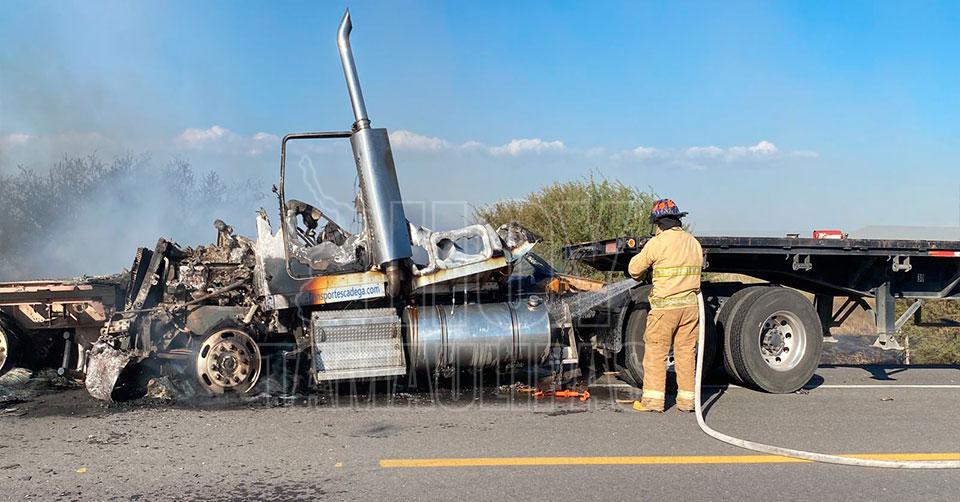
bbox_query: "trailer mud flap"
[84,342,138,401]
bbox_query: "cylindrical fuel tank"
[403,300,552,372]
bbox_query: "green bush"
[474,173,658,275]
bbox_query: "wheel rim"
[0,327,8,369]
[757,310,806,372]
[196,329,261,394]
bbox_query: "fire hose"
[693,293,960,469]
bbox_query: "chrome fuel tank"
[403,300,552,371]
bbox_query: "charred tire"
[618,307,647,387]
[192,327,263,395]
[728,288,822,393]
[0,316,23,376]
[618,304,718,388]
[717,286,770,385]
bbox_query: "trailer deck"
[0,278,124,375]
[564,235,960,345]
[565,236,960,297]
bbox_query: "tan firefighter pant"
[640,306,700,411]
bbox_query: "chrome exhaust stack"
[337,10,412,295]
[337,10,370,131]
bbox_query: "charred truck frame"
[76,11,609,400]
[2,12,958,400]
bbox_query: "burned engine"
[86,221,263,400]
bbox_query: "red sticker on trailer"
[928,251,960,257]
[605,241,618,254]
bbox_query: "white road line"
[802,384,960,389]
[589,383,960,390]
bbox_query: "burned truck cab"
[84,11,623,401]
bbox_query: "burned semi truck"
[4,12,957,401]
[74,11,618,400]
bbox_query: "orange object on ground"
[544,389,590,401]
[517,385,589,401]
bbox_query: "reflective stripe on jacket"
[627,227,703,310]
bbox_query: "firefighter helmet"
[649,198,688,222]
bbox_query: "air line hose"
[693,293,960,469]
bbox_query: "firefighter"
[627,199,703,413]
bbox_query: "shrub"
[474,173,658,275]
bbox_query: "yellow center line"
[379,453,960,468]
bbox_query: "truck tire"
[191,325,263,395]
[619,304,718,389]
[618,306,648,387]
[728,288,822,393]
[717,286,769,385]
[0,316,23,376]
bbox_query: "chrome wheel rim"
[196,329,261,394]
[757,310,806,372]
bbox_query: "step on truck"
[563,235,960,392]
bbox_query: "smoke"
[0,155,265,280]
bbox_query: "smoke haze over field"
[0,156,265,280]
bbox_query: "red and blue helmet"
[650,198,688,222]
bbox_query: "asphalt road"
[1,365,959,501]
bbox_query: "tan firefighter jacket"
[627,227,703,310]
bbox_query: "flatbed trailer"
[0,278,125,376]
[563,235,960,392]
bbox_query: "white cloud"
[611,145,659,161]
[0,133,32,149]
[175,125,278,156]
[165,127,816,168]
[727,140,778,159]
[252,132,278,141]
[613,140,815,168]
[389,130,451,151]
[177,125,234,147]
[685,145,724,159]
[388,130,817,167]
[459,140,486,151]
[682,141,779,162]
[248,132,280,155]
[630,146,659,159]
[389,130,567,157]
[489,138,566,156]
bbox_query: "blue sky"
[1,0,959,239]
